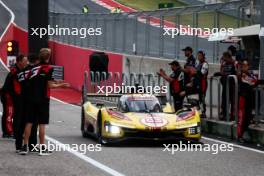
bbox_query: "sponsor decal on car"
[140,116,168,128]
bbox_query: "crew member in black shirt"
[219,52,236,120]
[182,46,196,68]
[17,54,41,153]
[158,60,185,112]
[1,55,28,141]
[20,48,69,155]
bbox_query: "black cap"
[227,45,236,52]
[168,60,180,66]
[182,46,193,52]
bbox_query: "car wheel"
[96,114,108,145]
[81,107,89,138]
[82,130,89,138]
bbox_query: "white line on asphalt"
[50,97,80,108]
[0,0,15,41]
[0,111,2,116]
[45,135,125,176]
[0,58,9,71]
[202,136,264,154]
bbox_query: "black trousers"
[1,101,7,135]
[13,99,38,150]
[237,94,253,138]
[199,93,206,114]
[173,94,184,112]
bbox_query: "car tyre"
[96,114,109,145]
[81,107,89,138]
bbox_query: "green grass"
[116,0,249,28]
[115,0,185,11]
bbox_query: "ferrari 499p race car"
[81,93,201,145]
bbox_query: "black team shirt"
[18,63,54,104]
[169,68,185,96]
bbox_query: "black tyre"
[81,107,89,138]
[96,112,108,145]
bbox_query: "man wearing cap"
[219,52,236,120]
[182,46,196,68]
[237,60,257,143]
[182,46,197,94]
[157,60,185,112]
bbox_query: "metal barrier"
[129,73,137,86]
[83,71,168,102]
[208,75,238,122]
[48,0,253,62]
[146,73,155,88]
[138,73,145,88]
[85,71,167,92]
[226,75,238,122]
[122,73,129,86]
[82,71,88,103]
[254,85,264,123]
[209,76,221,119]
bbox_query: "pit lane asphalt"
[40,100,264,176]
[1,96,264,176]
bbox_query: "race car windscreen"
[120,96,162,113]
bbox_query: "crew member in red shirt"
[237,60,257,143]
[1,55,28,141]
[195,50,209,118]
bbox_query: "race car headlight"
[105,124,121,134]
[110,126,121,134]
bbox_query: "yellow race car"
[81,94,201,144]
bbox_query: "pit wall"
[0,23,220,91]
